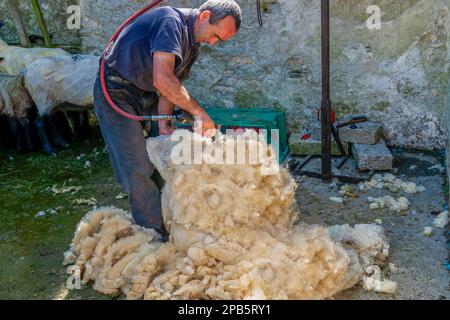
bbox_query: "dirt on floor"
[0,131,448,300]
[0,132,120,300]
[291,151,449,300]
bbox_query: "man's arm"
[157,95,175,135]
[153,51,216,137]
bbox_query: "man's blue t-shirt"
[106,6,200,92]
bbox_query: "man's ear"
[199,10,211,22]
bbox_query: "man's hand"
[193,109,216,138]
[157,96,175,135]
[158,120,175,135]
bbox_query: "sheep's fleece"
[64,130,391,299]
[0,39,68,75]
[0,73,32,118]
[23,55,98,115]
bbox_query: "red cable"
[100,0,164,121]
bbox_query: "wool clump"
[64,130,394,299]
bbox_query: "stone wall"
[79,0,449,150]
[1,0,450,151]
[0,0,81,47]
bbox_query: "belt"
[105,74,155,100]
[105,65,150,96]
[107,75,132,85]
[106,74,145,96]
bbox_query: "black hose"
[257,0,263,26]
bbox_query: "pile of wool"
[359,173,425,194]
[339,185,358,198]
[362,265,397,294]
[433,210,448,228]
[367,196,410,212]
[64,130,393,299]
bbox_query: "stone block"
[289,132,348,156]
[339,121,383,145]
[352,139,393,171]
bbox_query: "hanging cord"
[256,0,263,26]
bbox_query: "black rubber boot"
[78,111,90,140]
[44,114,69,148]
[35,115,55,155]
[16,117,36,151]
[7,117,25,153]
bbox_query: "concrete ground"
[289,151,449,300]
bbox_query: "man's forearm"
[157,95,174,116]
[154,74,203,116]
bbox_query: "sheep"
[23,54,99,155]
[0,73,35,152]
[0,38,68,75]
[0,39,87,154]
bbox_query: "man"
[93,0,242,240]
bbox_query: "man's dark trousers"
[93,71,166,234]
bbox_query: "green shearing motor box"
[176,107,289,163]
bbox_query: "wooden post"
[30,0,52,48]
[5,0,31,47]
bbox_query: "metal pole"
[30,0,52,48]
[320,0,332,181]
